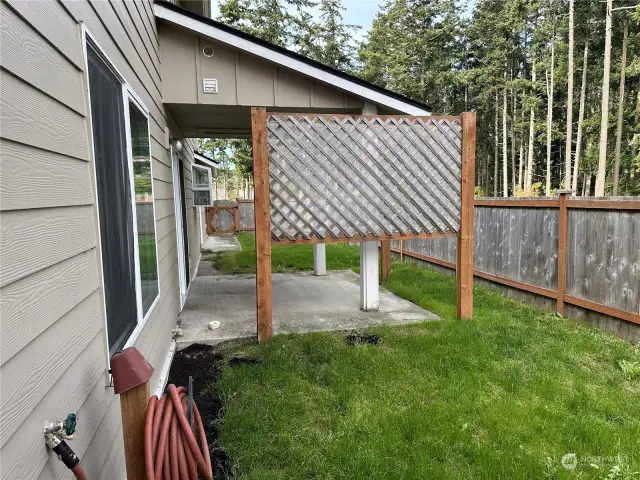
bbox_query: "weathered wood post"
[111,347,154,480]
[251,107,273,342]
[381,239,391,281]
[234,205,240,232]
[556,190,571,316]
[205,207,213,236]
[457,112,476,320]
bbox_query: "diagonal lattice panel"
[267,114,462,242]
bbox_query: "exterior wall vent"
[202,78,218,94]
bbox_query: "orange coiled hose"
[144,384,213,480]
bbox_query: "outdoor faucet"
[43,414,87,479]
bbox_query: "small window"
[192,165,213,206]
[127,98,160,317]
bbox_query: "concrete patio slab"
[202,234,241,252]
[177,270,438,348]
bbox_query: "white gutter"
[154,4,431,116]
[194,151,219,169]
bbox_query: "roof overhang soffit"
[154,3,431,116]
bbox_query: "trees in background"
[211,0,639,197]
[359,0,639,196]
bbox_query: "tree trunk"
[494,94,499,196]
[526,61,536,190]
[223,170,227,198]
[595,0,613,196]
[511,75,516,191]
[519,101,525,189]
[564,0,574,190]
[585,172,592,196]
[518,139,525,192]
[545,39,555,196]
[613,20,628,196]
[503,79,509,197]
[572,40,589,194]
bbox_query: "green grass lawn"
[138,234,158,280]
[211,234,640,479]
[212,233,360,274]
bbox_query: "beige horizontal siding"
[0,139,93,211]
[0,72,88,160]
[0,206,97,287]
[5,0,83,68]
[0,250,100,366]
[0,0,201,478]
[0,3,85,115]
[1,333,108,479]
[0,291,103,447]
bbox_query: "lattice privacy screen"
[267,114,462,242]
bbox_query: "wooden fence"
[390,195,640,330]
[237,199,255,231]
[205,199,255,235]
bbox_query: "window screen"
[128,100,159,316]
[87,42,138,355]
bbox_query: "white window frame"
[192,164,214,206]
[122,87,161,347]
[82,27,160,363]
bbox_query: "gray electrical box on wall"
[202,78,218,93]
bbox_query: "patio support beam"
[456,112,476,319]
[251,107,272,342]
[313,244,326,275]
[359,102,380,311]
[360,240,379,311]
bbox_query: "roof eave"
[154,2,431,116]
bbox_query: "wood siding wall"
[159,24,365,110]
[0,2,200,478]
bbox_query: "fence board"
[397,198,639,323]
[237,200,255,230]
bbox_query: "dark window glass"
[178,159,190,286]
[87,42,137,354]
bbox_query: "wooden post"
[557,191,570,316]
[400,239,404,262]
[111,347,154,480]
[457,112,476,320]
[120,382,150,480]
[205,207,213,236]
[381,239,391,281]
[233,206,240,232]
[251,107,272,342]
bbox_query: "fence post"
[381,239,391,281]
[400,239,404,262]
[251,107,272,342]
[205,207,212,236]
[234,206,240,232]
[557,190,570,316]
[457,112,476,320]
